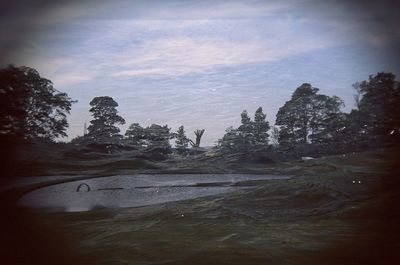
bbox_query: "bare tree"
[189,129,205,147]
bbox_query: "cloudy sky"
[1,0,400,145]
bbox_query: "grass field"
[1,147,400,265]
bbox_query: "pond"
[17,174,289,212]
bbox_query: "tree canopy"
[3,64,399,163]
[0,65,75,141]
[125,123,146,146]
[253,107,270,144]
[352,72,400,140]
[175,125,190,154]
[87,96,125,143]
[143,124,172,153]
[218,107,270,150]
[275,83,344,146]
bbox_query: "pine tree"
[217,126,240,150]
[309,95,344,144]
[143,124,172,153]
[87,96,125,143]
[275,83,344,146]
[175,125,190,154]
[353,72,400,139]
[237,110,254,148]
[125,123,145,146]
[270,126,280,147]
[253,107,270,144]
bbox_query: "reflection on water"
[18,174,289,212]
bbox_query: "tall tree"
[143,124,172,153]
[253,107,270,144]
[275,83,344,146]
[87,96,125,143]
[125,123,145,146]
[237,110,254,148]
[270,126,280,147]
[219,108,270,151]
[175,125,190,154]
[309,95,344,143]
[352,72,400,139]
[275,84,317,145]
[217,126,240,150]
[0,65,75,141]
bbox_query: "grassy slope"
[1,148,400,265]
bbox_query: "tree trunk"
[303,110,308,143]
[190,129,205,147]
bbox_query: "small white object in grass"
[352,181,356,184]
[181,214,184,217]
[301,156,314,161]
[358,181,361,184]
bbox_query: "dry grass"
[2,147,400,264]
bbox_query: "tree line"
[1,65,399,158]
[217,74,400,157]
[69,96,204,155]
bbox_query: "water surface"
[18,174,289,212]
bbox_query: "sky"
[1,0,400,146]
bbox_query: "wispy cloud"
[7,0,398,83]
[109,34,329,77]
[2,0,399,144]
[15,15,336,83]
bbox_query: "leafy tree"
[218,107,270,151]
[125,123,145,146]
[175,125,190,154]
[253,107,270,144]
[87,96,125,143]
[143,124,172,153]
[217,126,240,150]
[270,126,280,147]
[275,83,318,145]
[0,65,75,141]
[309,95,344,144]
[275,83,344,146]
[237,110,255,148]
[352,72,400,140]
